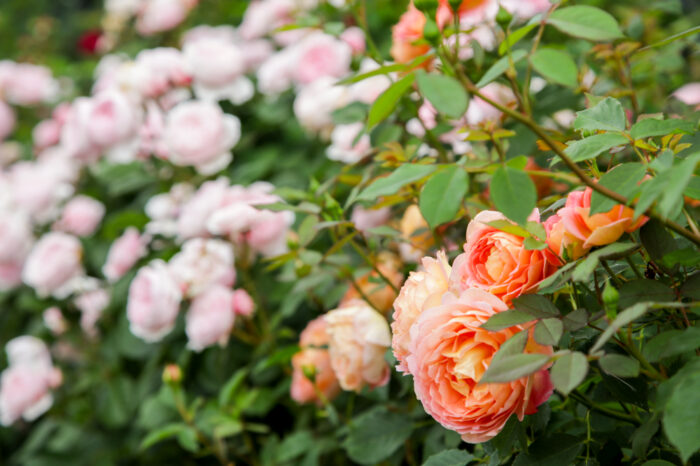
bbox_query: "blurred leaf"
[534,318,563,346]
[419,165,468,229]
[547,6,624,41]
[357,164,436,201]
[480,353,550,383]
[513,433,583,466]
[499,23,538,55]
[562,308,589,331]
[643,327,700,363]
[416,71,469,119]
[618,279,674,309]
[599,354,640,377]
[590,163,646,215]
[564,132,629,163]
[277,430,314,463]
[91,161,156,197]
[422,449,473,466]
[530,48,578,88]
[343,407,413,464]
[511,294,560,318]
[141,423,190,450]
[663,371,700,462]
[630,118,695,139]
[367,73,415,128]
[490,166,537,225]
[681,273,700,300]
[590,302,653,354]
[573,97,627,132]
[550,351,588,395]
[657,152,700,219]
[332,102,368,124]
[481,310,536,331]
[632,414,659,458]
[219,368,248,408]
[476,50,527,88]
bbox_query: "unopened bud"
[423,17,440,43]
[414,0,439,18]
[163,364,183,384]
[496,6,513,29]
[602,281,619,320]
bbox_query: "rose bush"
[0,0,699,464]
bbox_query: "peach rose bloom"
[450,211,560,305]
[324,301,392,392]
[544,214,587,261]
[399,205,434,263]
[341,252,404,314]
[406,289,553,443]
[392,251,451,373]
[390,2,430,64]
[556,188,648,252]
[290,317,341,405]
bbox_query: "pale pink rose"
[324,301,392,392]
[59,97,100,163]
[291,317,341,404]
[672,82,700,109]
[43,307,68,335]
[103,228,148,282]
[176,178,230,240]
[293,32,352,85]
[392,251,451,373]
[135,48,192,97]
[138,101,168,158]
[144,183,195,237]
[466,82,516,126]
[349,59,393,104]
[239,0,295,40]
[242,39,274,71]
[136,0,196,36]
[0,337,62,426]
[406,288,553,443]
[0,101,15,142]
[444,25,496,61]
[164,100,241,174]
[185,285,236,351]
[53,195,105,237]
[168,238,235,297]
[105,0,140,15]
[22,232,83,298]
[32,119,61,151]
[256,48,297,95]
[86,90,142,162]
[232,289,255,317]
[2,63,58,106]
[327,123,371,164]
[457,0,498,27]
[449,211,560,305]
[182,25,238,44]
[500,0,551,20]
[127,260,182,342]
[390,3,430,65]
[351,206,391,233]
[74,288,111,338]
[340,27,366,55]
[293,77,349,134]
[0,209,33,291]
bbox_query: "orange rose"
[555,187,648,252]
[390,1,454,65]
[449,211,560,305]
[392,251,451,372]
[544,214,587,261]
[405,288,553,443]
[290,317,340,405]
[399,205,434,263]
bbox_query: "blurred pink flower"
[127,260,182,342]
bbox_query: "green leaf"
[657,152,700,219]
[277,431,314,463]
[176,426,199,453]
[640,220,678,270]
[491,331,529,365]
[632,414,660,458]
[599,354,640,377]
[663,371,700,462]
[618,279,675,309]
[630,118,695,139]
[367,73,415,129]
[511,294,560,318]
[344,407,413,464]
[141,423,190,450]
[357,164,437,201]
[91,161,156,197]
[476,49,527,88]
[534,318,563,346]
[481,310,537,331]
[219,368,248,408]
[499,23,539,55]
[684,176,700,200]
[562,308,589,331]
[480,353,550,383]
[213,419,244,439]
[419,165,469,229]
[490,166,537,225]
[634,176,666,220]
[572,242,638,282]
[422,449,474,466]
[573,97,627,132]
[416,71,469,119]
[590,302,653,354]
[590,163,646,215]
[332,102,369,124]
[643,327,700,363]
[564,132,629,163]
[550,352,588,395]
[530,48,578,88]
[547,6,624,41]
[512,434,583,466]
[486,219,530,238]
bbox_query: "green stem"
[569,390,641,426]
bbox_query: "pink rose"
[232,289,255,317]
[176,178,230,240]
[74,288,111,338]
[32,119,61,152]
[135,48,192,97]
[136,0,196,36]
[672,82,700,108]
[406,289,553,443]
[390,3,430,65]
[22,232,83,298]
[324,301,392,392]
[164,100,241,174]
[53,195,105,237]
[340,27,366,55]
[168,238,235,297]
[127,260,183,342]
[103,227,148,282]
[59,97,100,163]
[466,82,516,126]
[500,0,551,20]
[0,210,33,291]
[348,59,393,104]
[0,101,15,142]
[43,307,68,335]
[392,251,451,373]
[293,77,349,133]
[0,336,62,426]
[293,32,352,85]
[256,48,296,95]
[327,123,371,164]
[239,0,295,40]
[1,63,58,106]
[457,0,498,27]
[291,317,341,404]
[449,211,560,305]
[185,285,236,352]
[351,205,391,233]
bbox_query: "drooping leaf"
[547,6,624,41]
[490,165,537,225]
[419,165,469,229]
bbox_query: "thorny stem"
[448,61,700,247]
